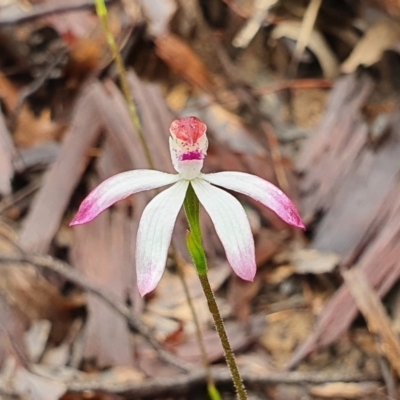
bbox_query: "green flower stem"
[94,0,154,169]
[95,3,221,399]
[184,185,248,400]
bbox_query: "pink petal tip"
[69,199,100,226]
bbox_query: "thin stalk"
[198,274,247,400]
[94,0,154,168]
[173,249,221,400]
[94,3,220,398]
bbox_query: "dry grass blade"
[232,0,278,48]
[289,0,323,76]
[19,83,103,253]
[0,110,14,196]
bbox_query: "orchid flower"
[70,117,304,295]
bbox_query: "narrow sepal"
[70,170,179,226]
[202,171,305,229]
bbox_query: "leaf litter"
[0,0,399,399]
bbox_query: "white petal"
[202,171,304,228]
[136,179,189,295]
[70,170,179,225]
[191,178,256,281]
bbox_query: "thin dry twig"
[261,121,290,193]
[65,365,381,397]
[0,180,41,215]
[232,0,278,48]
[0,253,191,372]
[256,79,333,96]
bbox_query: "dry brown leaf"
[264,265,296,284]
[64,36,105,83]
[0,70,64,147]
[261,310,315,367]
[75,365,145,385]
[290,248,341,274]
[12,364,67,400]
[342,20,400,73]
[155,33,214,92]
[309,382,381,399]
[14,108,65,148]
[343,267,400,376]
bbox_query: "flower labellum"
[70,116,305,296]
[169,116,208,180]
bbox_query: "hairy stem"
[173,249,221,400]
[198,274,247,400]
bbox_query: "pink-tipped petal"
[136,179,189,296]
[191,178,256,281]
[202,171,305,229]
[70,170,179,226]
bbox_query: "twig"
[66,365,381,397]
[0,254,191,372]
[0,180,41,215]
[261,121,290,194]
[256,79,333,95]
[232,0,278,48]
[0,0,118,25]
